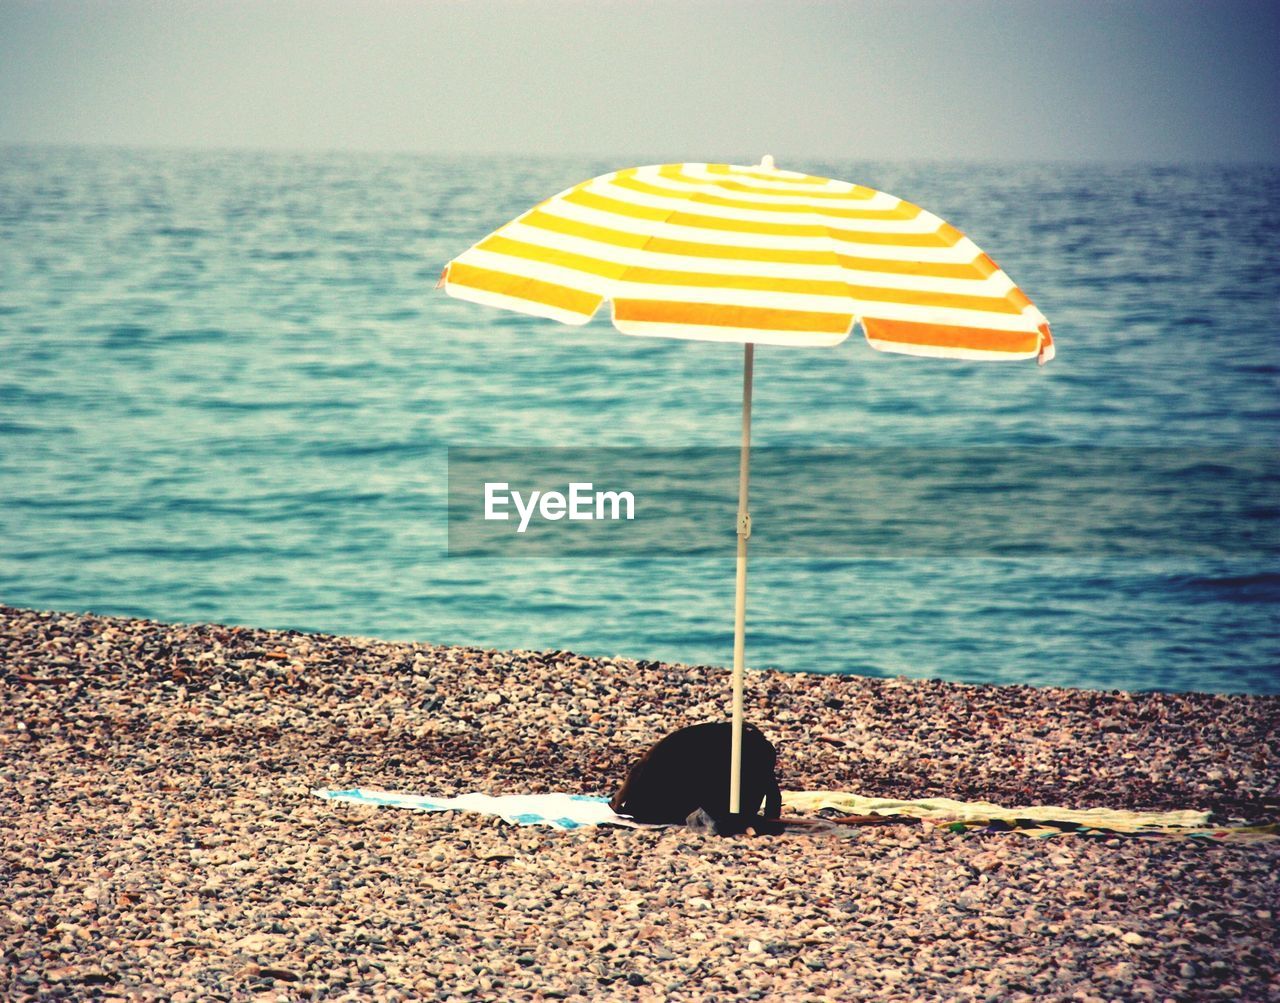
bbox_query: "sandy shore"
[1,605,1277,1001]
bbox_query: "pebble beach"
[1,605,1277,1002]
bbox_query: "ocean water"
[1,147,1277,694]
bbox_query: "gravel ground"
[1,605,1277,1002]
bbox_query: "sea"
[1,147,1277,694]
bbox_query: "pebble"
[0,604,1276,1002]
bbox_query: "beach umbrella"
[439,158,1053,815]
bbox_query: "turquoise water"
[1,148,1277,693]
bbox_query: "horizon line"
[3,139,1279,168]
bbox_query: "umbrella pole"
[729,342,754,815]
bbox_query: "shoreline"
[2,605,1277,1000]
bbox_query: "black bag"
[609,721,782,826]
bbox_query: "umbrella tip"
[758,154,775,171]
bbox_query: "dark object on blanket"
[610,722,783,829]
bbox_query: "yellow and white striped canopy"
[440,160,1053,364]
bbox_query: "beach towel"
[312,787,1278,842]
[312,789,652,830]
[781,791,1210,830]
[782,791,1278,842]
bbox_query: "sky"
[1,0,1277,162]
